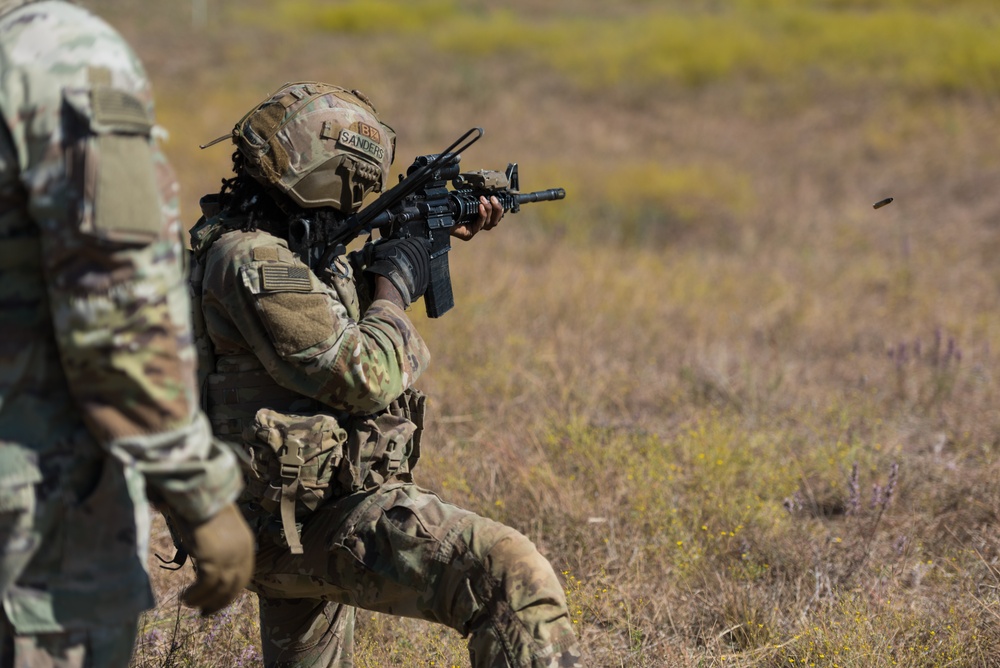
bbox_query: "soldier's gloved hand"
[451,195,505,241]
[176,502,255,616]
[364,237,431,307]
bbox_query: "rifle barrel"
[515,188,565,204]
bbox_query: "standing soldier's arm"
[0,2,251,614]
[0,11,239,526]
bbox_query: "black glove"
[363,237,431,307]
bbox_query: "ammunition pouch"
[241,410,347,555]
[343,388,426,492]
[239,388,426,554]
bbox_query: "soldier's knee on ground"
[457,521,580,667]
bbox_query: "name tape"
[338,128,385,163]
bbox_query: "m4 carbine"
[323,127,565,317]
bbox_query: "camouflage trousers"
[248,482,581,668]
[0,448,154,668]
[0,616,137,667]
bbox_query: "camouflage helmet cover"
[233,82,395,213]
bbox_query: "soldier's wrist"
[373,275,406,310]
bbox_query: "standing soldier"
[0,1,254,665]
[190,81,581,667]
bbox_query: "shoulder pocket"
[63,86,165,244]
[240,259,339,357]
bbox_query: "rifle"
[322,127,566,318]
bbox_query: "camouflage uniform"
[0,1,244,664]
[191,202,581,666]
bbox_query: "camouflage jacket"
[190,208,431,429]
[0,0,242,632]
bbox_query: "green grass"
[267,0,1000,95]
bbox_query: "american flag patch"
[260,265,312,292]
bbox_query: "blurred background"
[83,1,1000,666]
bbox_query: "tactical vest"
[191,211,425,554]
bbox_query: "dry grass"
[73,0,1000,665]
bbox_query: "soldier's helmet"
[232,81,395,213]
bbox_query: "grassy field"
[79,0,1000,665]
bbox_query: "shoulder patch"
[356,121,381,144]
[260,264,312,293]
[92,87,153,133]
[87,66,113,87]
[252,247,279,262]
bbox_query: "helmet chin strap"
[287,208,349,271]
[286,217,314,261]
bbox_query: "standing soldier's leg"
[0,618,138,668]
[255,484,580,668]
[0,480,38,599]
[257,596,356,667]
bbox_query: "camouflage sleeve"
[277,295,431,414]
[205,237,430,414]
[0,2,240,523]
